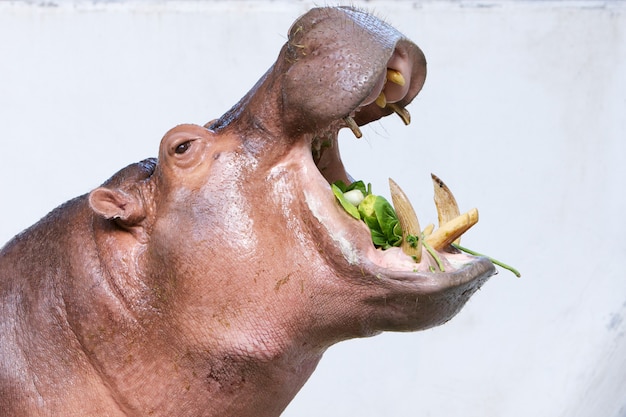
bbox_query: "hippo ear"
[88,187,145,226]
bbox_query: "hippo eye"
[175,141,192,154]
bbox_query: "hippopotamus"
[0,6,495,417]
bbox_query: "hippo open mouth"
[305,48,490,273]
[260,6,496,330]
[303,77,497,325]
[203,6,497,331]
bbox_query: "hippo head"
[82,6,494,415]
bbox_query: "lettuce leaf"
[332,180,403,249]
[331,183,361,220]
[357,194,403,250]
[333,180,369,195]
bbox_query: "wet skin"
[0,7,495,417]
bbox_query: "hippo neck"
[70,214,328,417]
[209,44,311,145]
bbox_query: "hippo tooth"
[375,92,387,108]
[422,223,435,237]
[431,173,462,245]
[343,116,363,139]
[387,103,411,125]
[388,178,422,262]
[425,208,479,251]
[387,69,406,86]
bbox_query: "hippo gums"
[0,7,496,417]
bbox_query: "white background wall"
[1,1,624,416]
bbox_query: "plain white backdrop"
[1,1,625,416]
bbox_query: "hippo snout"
[281,7,426,133]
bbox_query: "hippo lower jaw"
[305,127,495,331]
[297,76,496,331]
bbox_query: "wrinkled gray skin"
[0,7,495,417]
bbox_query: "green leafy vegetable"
[452,243,521,277]
[333,180,369,195]
[358,194,403,250]
[331,183,361,220]
[333,179,404,250]
[422,239,445,272]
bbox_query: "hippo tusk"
[386,69,406,86]
[343,116,363,138]
[373,69,408,117]
[389,178,422,262]
[422,223,434,237]
[375,92,387,108]
[387,103,411,125]
[388,176,478,262]
[431,173,462,245]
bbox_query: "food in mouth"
[332,169,520,277]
